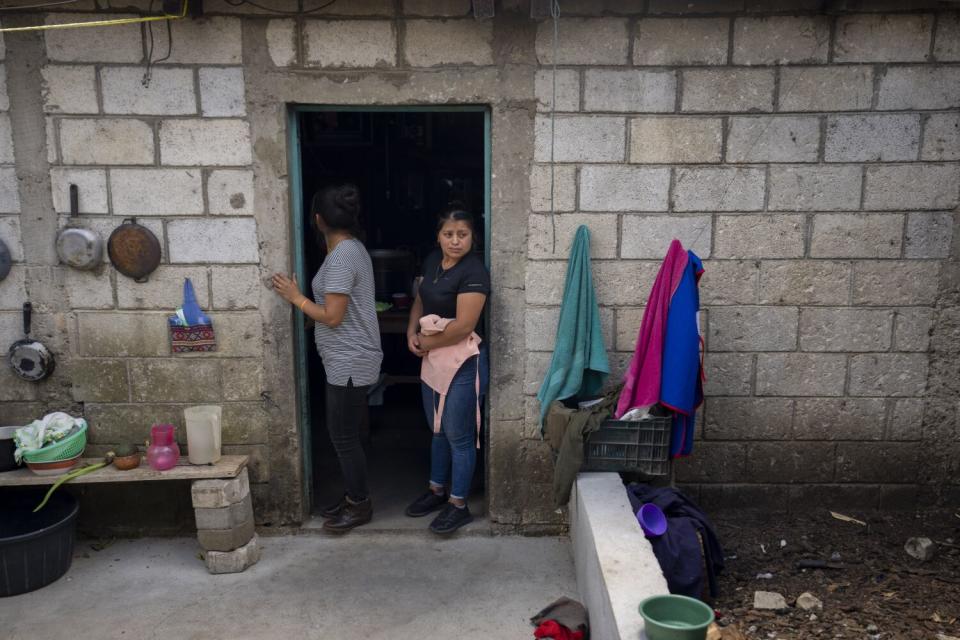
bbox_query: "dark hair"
[436,204,475,234]
[310,184,364,241]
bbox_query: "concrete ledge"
[570,472,669,640]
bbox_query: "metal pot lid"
[0,238,10,282]
[57,228,103,270]
[108,219,161,282]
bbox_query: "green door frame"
[286,104,492,509]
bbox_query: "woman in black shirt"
[405,208,490,534]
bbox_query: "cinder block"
[768,165,862,211]
[0,67,6,111]
[778,66,873,112]
[306,0,395,15]
[44,13,142,63]
[266,20,298,67]
[714,215,804,259]
[192,468,251,509]
[703,353,753,397]
[934,12,960,61]
[64,269,114,309]
[759,261,850,305]
[402,0,470,16]
[864,164,960,210]
[101,67,196,115]
[41,65,98,114]
[159,119,252,167]
[84,403,185,444]
[681,68,775,113]
[205,0,298,13]
[304,20,396,67]
[793,399,885,440]
[204,533,261,574]
[221,360,266,401]
[110,168,203,215]
[535,70,580,113]
[50,168,108,214]
[756,353,847,397]
[799,308,892,352]
[708,306,798,352]
[834,14,932,63]
[629,117,722,164]
[0,114,13,164]
[836,443,920,483]
[633,18,728,65]
[895,308,934,352]
[211,312,264,358]
[745,442,836,483]
[77,312,170,357]
[582,69,675,113]
[888,399,924,440]
[208,169,255,215]
[848,354,928,397]
[810,213,903,259]
[0,267,26,311]
[593,261,662,307]
[528,213,618,260]
[673,443,747,484]
[705,397,792,440]
[524,305,613,352]
[167,218,258,264]
[199,67,246,117]
[535,18,629,65]
[60,118,154,165]
[534,116,625,163]
[404,19,493,66]
[921,112,960,161]
[614,307,643,352]
[211,265,263,310]
[648,0,742,13]
[45,117,57,164]
[673,167,765,212]
[168,17,242,64]
[732,16,829,65]
[700,260,759,305]
[579,165,670,211]
[853,261,940,306]
[0,170,19,213]
[529,164,576,212]
[621,215,711,259]
[726,116,820,163]
[197,516,255,552]
[877,66,960,110]
[195,494,253,530]
[117,265,209,309]
[825,115,920,162]
[905,212,954,259]
[129,359,222,404]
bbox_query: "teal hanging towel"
[537,225,610,429]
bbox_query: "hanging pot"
[0,237,10,282]
[56,184,103,270]
[108,217,161,283]
[8,302,55,382]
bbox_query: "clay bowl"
[112,453,142,471]
[26,455,81,477]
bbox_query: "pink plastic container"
[146,424,180,471]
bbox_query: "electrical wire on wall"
[0,0,80,10]
[142,0,174,87]
[0,0,188,31]
[548,0,561,253]
[221,0,338,14]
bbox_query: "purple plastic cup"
[636,503,667,538]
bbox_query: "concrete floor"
[3,533,576,640]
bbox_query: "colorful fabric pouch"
[168,278,216,353]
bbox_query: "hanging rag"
[615,239,704,456]
[537,226,610,429]
[419,314,482,442]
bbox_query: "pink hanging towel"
[614,239,690,418]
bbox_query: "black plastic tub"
[0,489,79,597]
[0,426,20,472]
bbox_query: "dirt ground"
[709,509,960,639]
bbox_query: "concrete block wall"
[524,2,960,513]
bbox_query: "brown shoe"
[322,497,372,534]
[320,495,348,518]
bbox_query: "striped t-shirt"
[311,238,383,387]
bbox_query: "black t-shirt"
[418,250,490,319]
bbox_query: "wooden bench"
[0,455,260,574]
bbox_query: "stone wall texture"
[0,0,957,533]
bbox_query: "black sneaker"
[405,490,448,517]
[429,503,473,535]
[320,495,348,518]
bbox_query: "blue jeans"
[422,355,478,502]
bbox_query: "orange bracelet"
[298,298,308,311]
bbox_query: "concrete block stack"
[191,469,261,574]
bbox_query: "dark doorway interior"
[297,109,487,523]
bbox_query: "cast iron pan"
[0,238,10,282]
[8,302,55,382]
[108,217,161,282]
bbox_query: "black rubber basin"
[0,489,78,597]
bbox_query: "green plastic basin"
[639,594,714,640]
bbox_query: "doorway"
[288,106,491,524]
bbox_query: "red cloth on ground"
[533,620,584,640]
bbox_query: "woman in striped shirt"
[272,184,383,534]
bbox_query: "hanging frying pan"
[8,302,55,382]
[0,237,10,282]
[56,184,103,270]
[108,217,161,283]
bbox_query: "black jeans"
[325,379,370,502]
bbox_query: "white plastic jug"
[184,405,222,465]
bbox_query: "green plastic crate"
[21,422,87,463]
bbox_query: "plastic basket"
[21,422,87,463]
[583,417,671,475]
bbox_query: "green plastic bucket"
[639,594,714,640]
